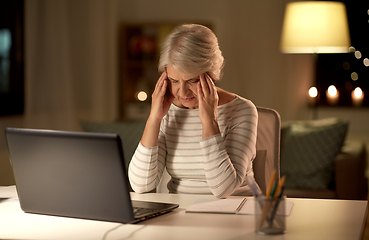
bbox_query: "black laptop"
[5,127,178,223]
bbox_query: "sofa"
[280,118,367,200]
[81,117,367,200]
[283,139,367,200]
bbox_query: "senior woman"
[128,24,258,198]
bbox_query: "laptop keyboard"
[133,206,158,217]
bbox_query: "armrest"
[335,140,367,200]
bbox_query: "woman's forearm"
[140,116,162,148]
[201,119,220,139]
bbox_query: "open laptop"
[4,127,179,223]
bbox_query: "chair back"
[253,107,281,193]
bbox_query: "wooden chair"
[253,107,281,193]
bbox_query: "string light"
[350,46,369,70]
[351,72,359,81]
[364,58,369,67]
[319,7,369,107]
[355,51,362,59]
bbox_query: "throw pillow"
[280,118,348,190]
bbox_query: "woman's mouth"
[181,97,195,102]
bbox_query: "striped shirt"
[128,95,258,198]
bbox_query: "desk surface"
[0,185,367,240]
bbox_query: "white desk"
[0,186,367,240]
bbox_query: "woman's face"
[166,65,200,109]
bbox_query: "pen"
[236,198,247,212]
[257,170,276,230]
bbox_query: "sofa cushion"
[280,118,348,190]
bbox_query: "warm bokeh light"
[351,72,359,81]
[137,91,148,101]
[354,87,363,98]
[364,58,369,67]
[326,85,339,105]
[355,51,362,59]
[352,87,364,106]
[343,61,350,70]
[327,85,337,96]
[309,87,318,98]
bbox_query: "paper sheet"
[186,198,247,214]
[237,198,294,215]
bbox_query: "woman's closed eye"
[188,79,200,84]
[169,79,179,84]
[167,77,199,84]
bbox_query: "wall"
[0,0,368,174]
[116,0,314,121]
[0,0,366,140]
[116,0,369,141]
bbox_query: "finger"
[200,74,210,97]
[204,73,216,94]
[161,77,167,89]
[155,72,167,89]
[158,78,168,97]
[197,81,204,99]
[154,72,167,95]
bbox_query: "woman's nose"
[179,82,190,95]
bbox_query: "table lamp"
[280,1,351,54]
[280,1,351,112]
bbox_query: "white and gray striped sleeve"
[200,104,258,198]
[128,130,167,193]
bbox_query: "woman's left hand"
[197,73,220,138]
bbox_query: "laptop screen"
[5,127,136,223]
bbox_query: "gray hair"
[158,24,224,81]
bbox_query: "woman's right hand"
[149,71,174,122]
[141,72,174,148]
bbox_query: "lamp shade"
[280,1,351,53]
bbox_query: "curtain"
[24,0,118,131]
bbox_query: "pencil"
[273,176,286,199]
[268,188,285,226]
[267,176,286,226]
[265,170,276,198]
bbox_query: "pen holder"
[255,196,286,235]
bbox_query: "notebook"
[4,127,179,223]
